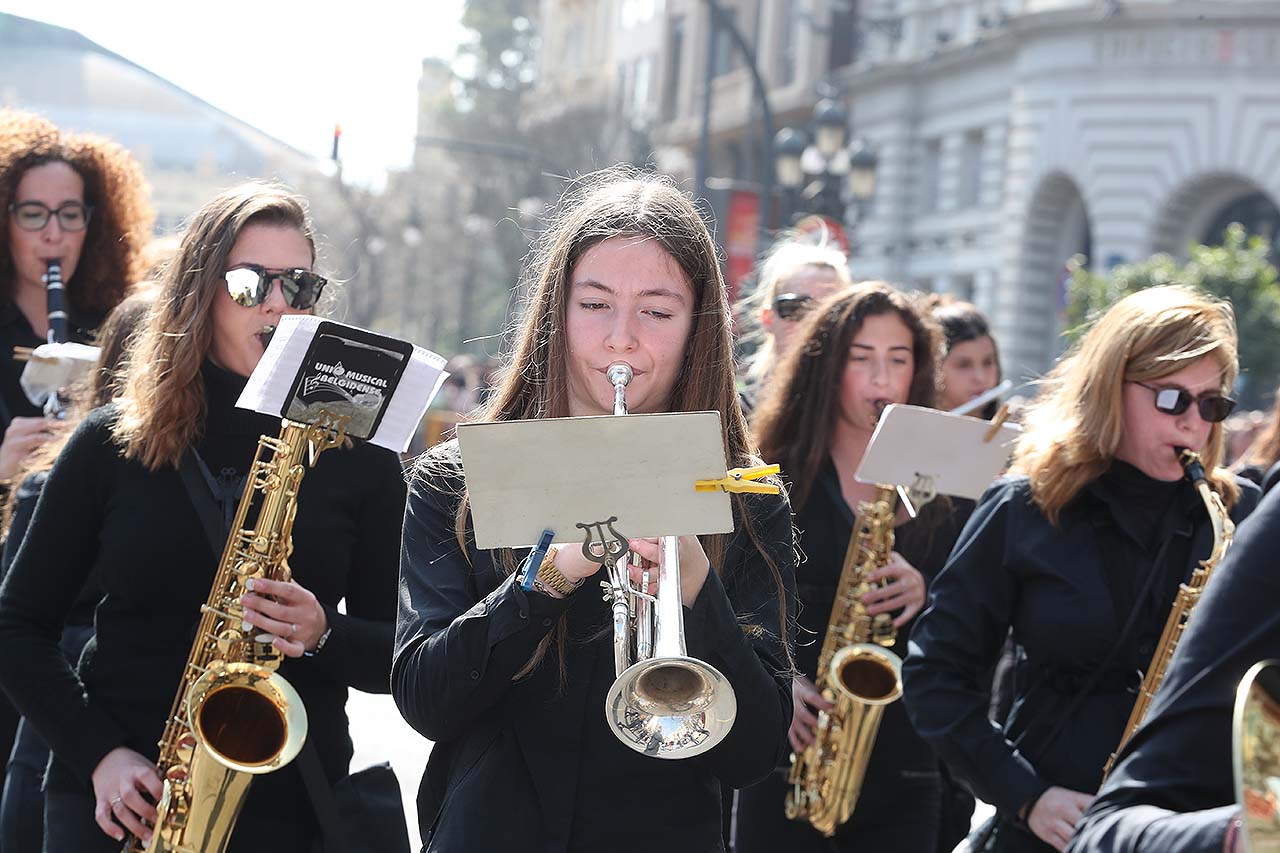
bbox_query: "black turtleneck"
[0,360,407,845]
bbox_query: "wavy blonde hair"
[1011,285,1241,522]
[113,183,316,470]
[740,238,851,383]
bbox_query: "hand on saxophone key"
[789,674,836,752]
[861,551,927,627]
[91,746,162,843]
[240,577,328,657]
[626,535,711,608]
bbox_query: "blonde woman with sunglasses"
[903,286,1261,853]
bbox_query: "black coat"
[902,468,1260,824]
[0,363,406,849]
[1068,482,1280,852]
[393,451,798,853]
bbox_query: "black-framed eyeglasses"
[224,265,328,310]
[773,292,815,322]
[1134,381,1236,423]
[8,201,93,232]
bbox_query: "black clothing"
[0,298,100,430]
[903,468,1259,848]
[0,361,406,852]
[393,450,797,853]
[734,460,973,853]
[1068,482,1280,853]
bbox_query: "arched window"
[1201,191,1280,259]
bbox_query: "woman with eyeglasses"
[902,286,1261,853]
[739,239,851,406]
[0,183,407,852]
[0,109,152,482]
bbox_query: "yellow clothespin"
[694,464,781,495]
[983,403,1012,444]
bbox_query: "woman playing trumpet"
[393,169,797,852]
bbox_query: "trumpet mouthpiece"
[607,363,633,387]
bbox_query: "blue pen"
[520,529,556,591]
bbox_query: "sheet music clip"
[518,529,556,592]
[856,403,1021,502]
[694,464,781,495]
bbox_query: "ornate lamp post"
[774,98,879,231]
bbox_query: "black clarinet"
[43,260,68,344]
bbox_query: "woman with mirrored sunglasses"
[0,109,153,483]
[0,183,406,853]
[737,238,851,408]
[902,285,1261,853]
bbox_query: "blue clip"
[520,529,555,592]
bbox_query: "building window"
[712,8,742,78]
[632,55,653,115]
[663,16,685,120]
[920,138,942,214]
[957,129,984,208]
[828,1,858,71]
[1201,191,1280,258]
[776,0,798,86]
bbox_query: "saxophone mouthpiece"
[607,363,633,388]
[1176,447,1207,483]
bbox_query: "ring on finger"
[290,623,298,638]
[111,795,123,808]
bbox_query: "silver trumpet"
[598,362,737,759]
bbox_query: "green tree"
[1066,224,1280,407]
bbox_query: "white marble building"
[646,0,1280,379]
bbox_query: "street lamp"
[773,98,879,230]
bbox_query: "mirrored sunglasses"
[1135,381,1236,423]
[773,292,816,322]
[224,265,327,310]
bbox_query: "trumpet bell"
[605,655,737,759]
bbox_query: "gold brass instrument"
[598,362,738,759]
[1102,447,1235,780]
[1235,661,1280,852]
[785,483,903,836]
[128,413,347,853]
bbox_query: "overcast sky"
[2,1,469,187]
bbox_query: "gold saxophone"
[1102,447,1235,780]
[785,484,904,837]
[127,413,347,853]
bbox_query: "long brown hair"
[0,109,153,315]
[1239,387,1280,471]
[415,166,792,678]
[753,282,940,511]
[113,183,316,470]
[1011,285,1241,523]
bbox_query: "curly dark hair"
[0,109,154,316]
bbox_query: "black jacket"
[0,362,406,848]
[393,450,798,853]
[1068,481,1280,852]
[902,468,1260,822]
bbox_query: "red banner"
[724,190,760,303]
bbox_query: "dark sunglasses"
[224,265,327,310]
[773,292,816,322]
[1134,381,1236,423]
[8,201,93,232]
